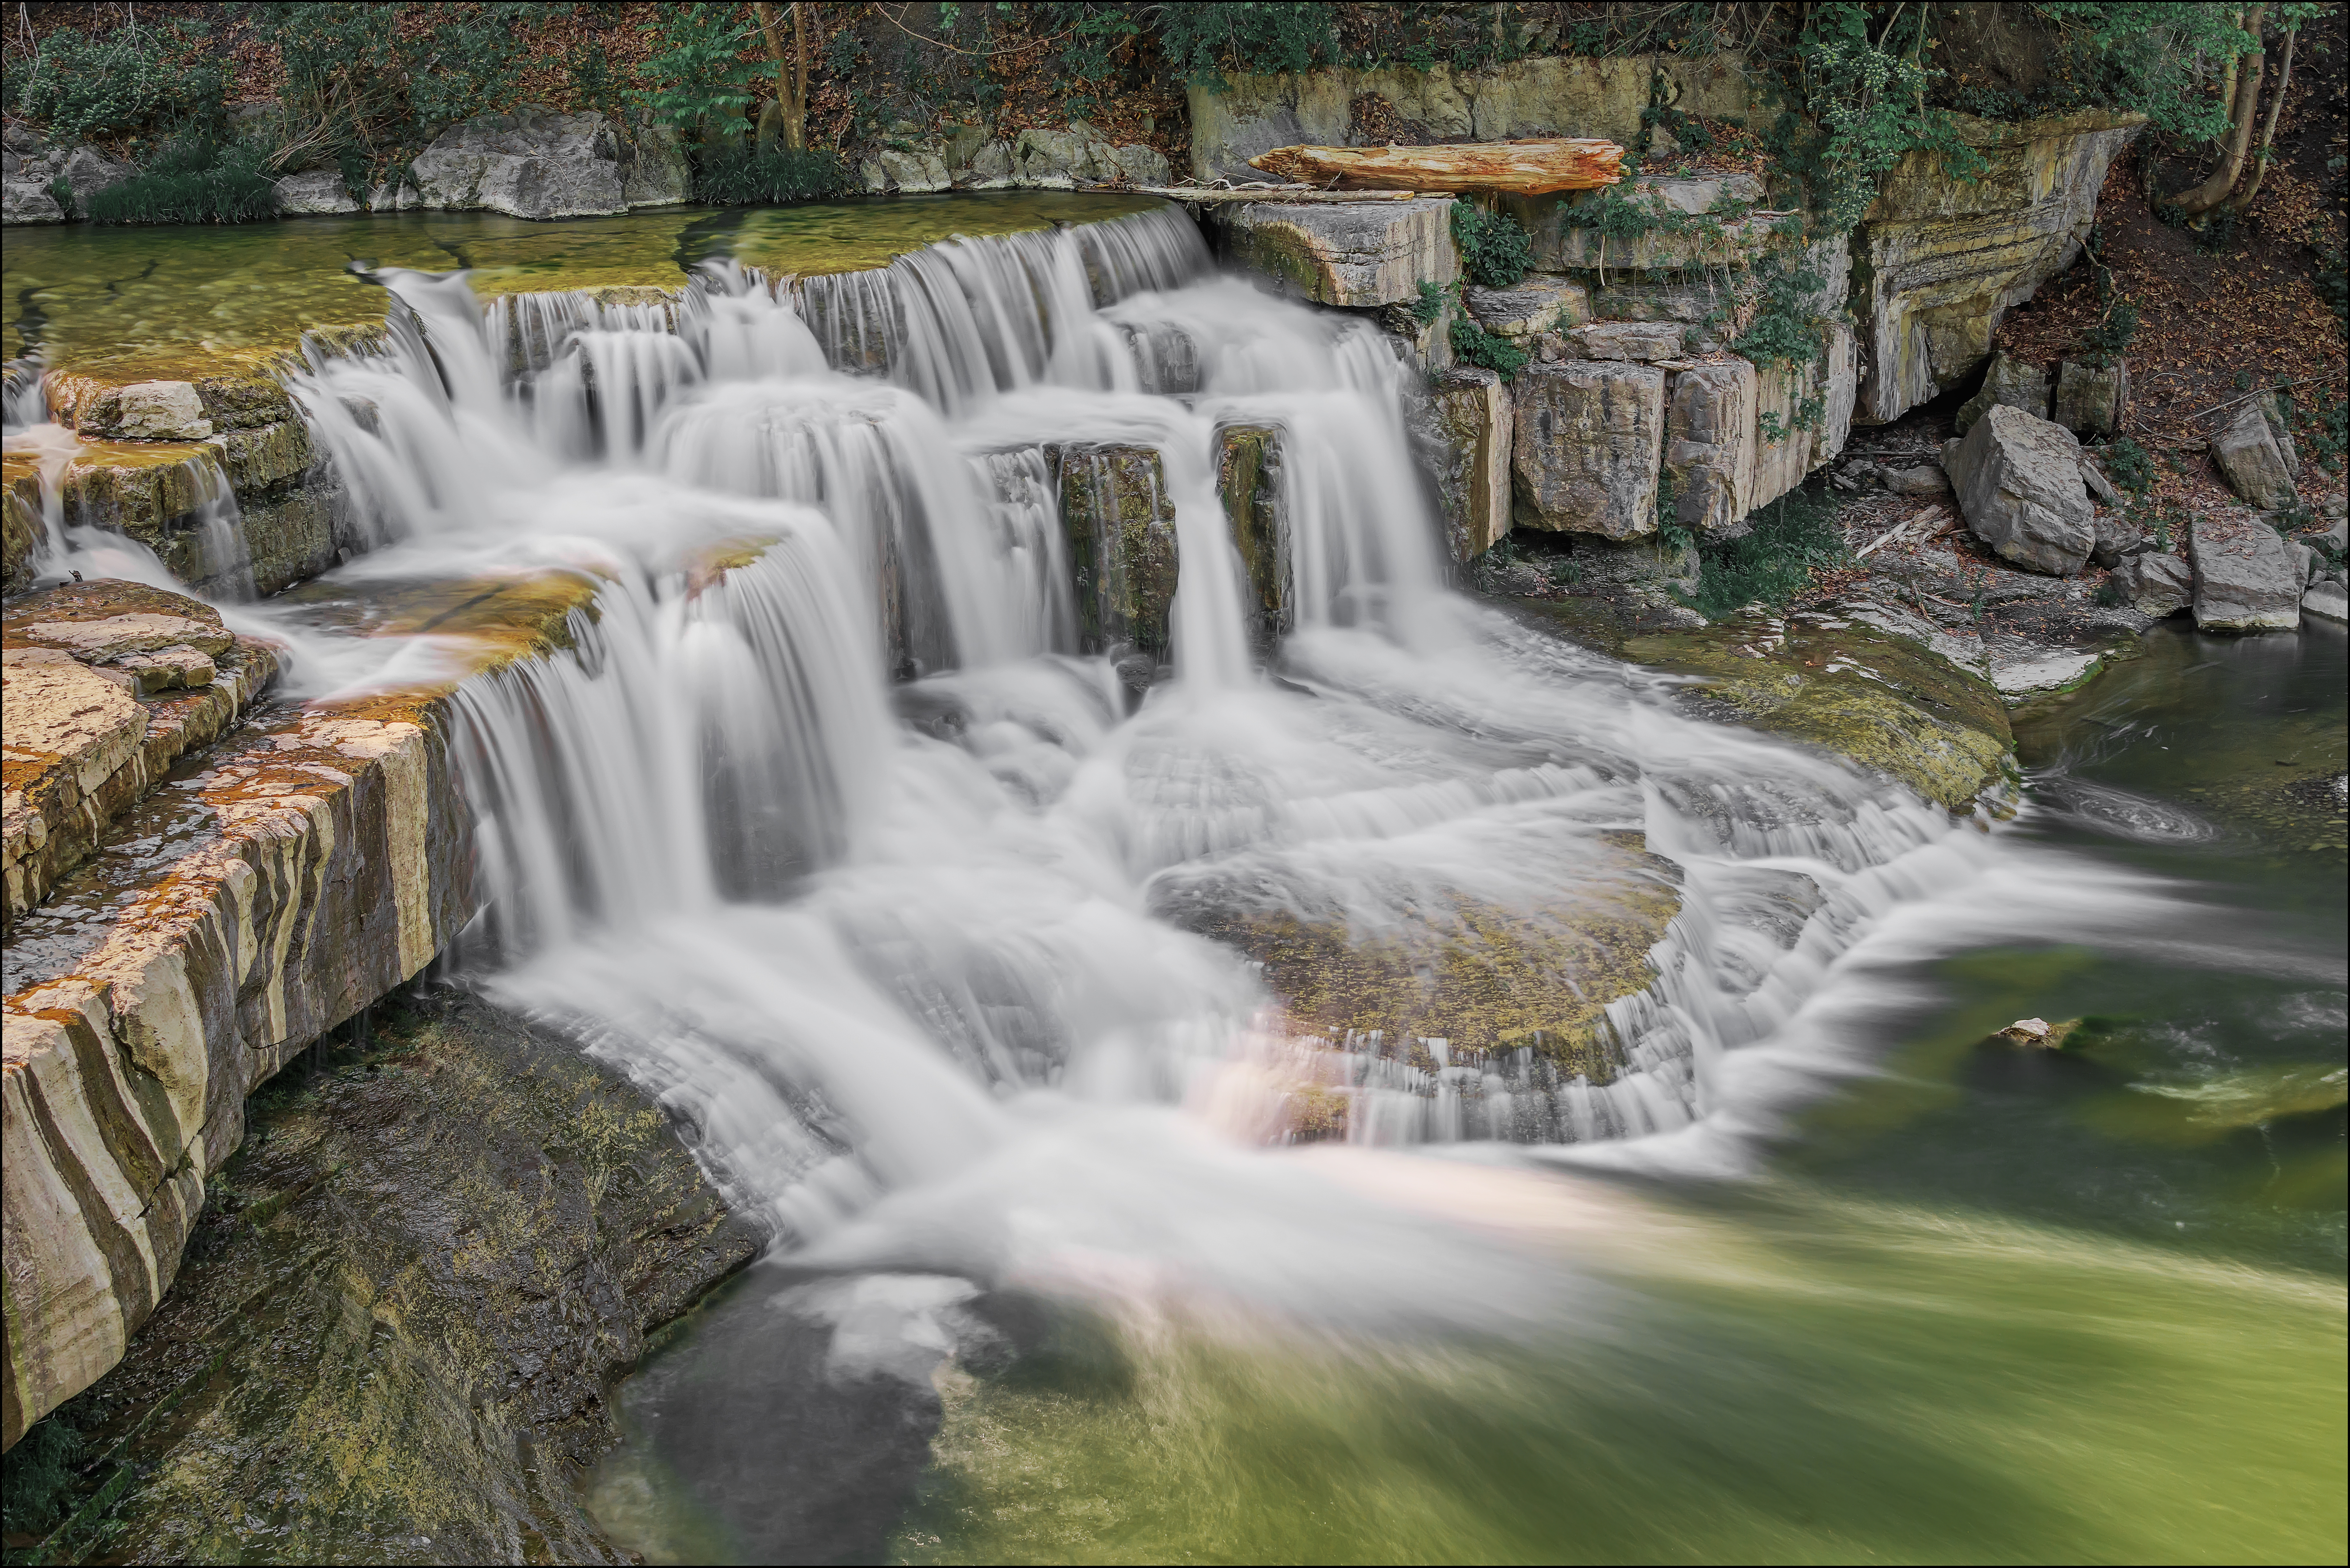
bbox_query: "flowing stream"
[9,204,2342,1562]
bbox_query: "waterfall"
[177,204,2052,1314]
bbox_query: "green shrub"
[1411,279,1446,326]
[2096,436,2155,494]
[1157,3,1343,89]
[1690,482,1848,619]
[86,139,278,225]
[17,23,223,143]
[692,144,854,205]
[1448,317,1528,378]
[1451,202,1534,289]
[1735,254,1830,370]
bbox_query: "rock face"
[1186,54,1752,181]
[2188,517,2303,631]
[1663,360,1758,538]
[2212,402,2300,510]
[1954,351,2049,433]
[2052,358,2127,435]
[1752,322,1859,510]
[1854,109,2146,426]
[1,573,595,1448]
[404,108,687,219]
[1216,424,1292,645]
[1209,198,1456,308]
[1564,321,1685,362]
[24,993,759,1563]
[4,584,281,929]
[1511,361,1665,539]
[1052,445,1180,659]
[2,127,129,223]
[1422,370,1515,562]
[1463,274,1589,337]
[2304,582,2350,624]
[1950,403,2096,574]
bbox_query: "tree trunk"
[2174,4,2266,217]
[2222,22,2295,213]
[752,2,808,152]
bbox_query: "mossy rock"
[1215,423,1288,649]
[1508,595,2014,810]
[15,991,760,1566]
[1169,829,1681,1078]
[1049,444,1179,659]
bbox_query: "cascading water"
[253,202,2087,1303]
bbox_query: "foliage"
[85,137,278,224]
[1450,202,1534,289]
[2033,4,2268,141]
[2314,247,2348,329]
[0,1416,84,1538]
[1734,253,1831,370]
[1689,481,1849,619]
[634,2,769,137]
[1769,2,1984,235]
[2079,296,2139,368]
[46,176,77,219]
[16,22,225,143]
[1449,317,1528,379]
[1412,279,1447,327]
[692,144,853,204]
[2096,436,2156,493]
[246,2,543,182]
[1158,3,1343,89]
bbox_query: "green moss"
[1214,424,1286,645]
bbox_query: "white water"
[17,207,2197,1339]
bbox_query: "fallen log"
[1133,184,1422,204]
[1247,139,1626,195]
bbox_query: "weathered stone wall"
[1188,54,1754,183]
[1851,109,2146,426]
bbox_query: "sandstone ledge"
[1,569,599,1449]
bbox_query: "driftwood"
[1134,184,1421,204]
[1247,139,1626,195]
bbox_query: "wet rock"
[2303,582,2349,624]
[1214,423,1291,645]
[1991,650,2101,696]
[1511,360,1665,539]
[1950,403,2096,575]
[1854,109,2144,425]
[272,168,360,215]
[1210,198,1457,309]
[3,479,41,593]
[409,107,628,220]
[25,992,760,1563]
[1463,273,1589,337]
[1422,369,1515,564]
[1,572,597,1447]
[1954,351,2050,434]
[113,381,215,441]
[1050,445,1180,658]
[1564,321,1686,363]
[1995,1015,2080,1047]
[2189,516,2303,632]
[1554,532,1701,599]
[1663,360,1757,539]
[2212,402,2299,510]
[2052,358,2127,435]
[2111,550,2191,616]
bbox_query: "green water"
[2,193,1163,379]
[601,626,2346,1565]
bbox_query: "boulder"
[1954,351,2049,433]
[1463,273,1589,337]
[2303,582,2349,624]
[1211,198,1456,309]
[875,146,952,193]
[273,169,359,215]
[110,380,214,441]
[2089,509,2138,569]
[2052,358,2127,435]
[2078,454,2122,505]
[2112,550,2191,617]
[2256,391,2303,478]
[1,178,64,224]
[2188,516,2303,631]
[1663,359,1757,538]
[1883,463,1953,497]
[1949,403,2096,574]
[1511,361,1665,539]
[619,123,691,207]
[1853,109,2145,425]
[1563,321,1685,362]
[964,139,1016,188]
[1106,143,1172,185]
[2212,402,2298,509]
[408,108,628,220]
[1422,369,1515,562]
